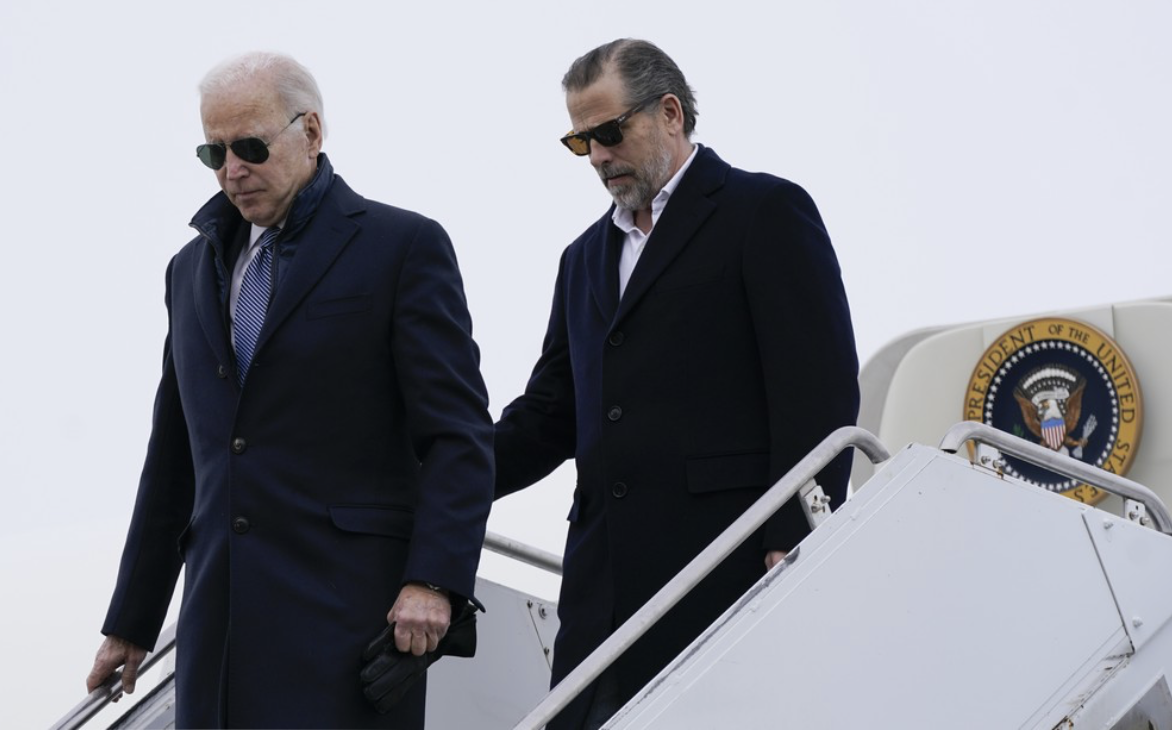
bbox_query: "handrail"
[484,530,564,575]
[51,623,177,730]
[511,426,891,730]
[939,421,1172,535]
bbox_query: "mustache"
[598,163,636,182]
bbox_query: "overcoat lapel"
[612,148,727,326]
[585,216,621,324]
[191,239,234,374]
[253,194,361,356]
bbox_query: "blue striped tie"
[234,226,280,386]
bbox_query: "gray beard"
[602,140,674,212]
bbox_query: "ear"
[302,111,324,157]
[658,93,686,136]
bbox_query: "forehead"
[200,79,284,141]
[566,70,630,132]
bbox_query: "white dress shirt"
[611,144,699,298]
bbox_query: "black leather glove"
[359,602,478,713]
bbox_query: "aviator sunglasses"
[560,94,665,156]
[196,112,306,170]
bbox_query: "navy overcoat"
[102,156,494,728]
[495,147,859,729]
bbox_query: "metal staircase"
[583,424,1172,730]
[56,424,1172,729]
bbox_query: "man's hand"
[86,635,148,698]
[764,550,789,571]
[387,583,451,657]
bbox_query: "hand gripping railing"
[939,420,1172,535]
[511,426,891,730]
[51,623,177,730]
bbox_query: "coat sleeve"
[493,249,578,499]
[742,181,860,551]
[389,218,495,602]
[102,258,195,651]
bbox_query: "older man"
[495,39,860,728]
[85,52,493,728]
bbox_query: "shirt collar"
[248,219,286,249]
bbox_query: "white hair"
[199,51,327,138]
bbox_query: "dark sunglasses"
[196,112,306,170]
[560,94,664,156]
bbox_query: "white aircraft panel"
[611,446,1133,730]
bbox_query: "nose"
[223,148,250,180]
[588,140,614,167]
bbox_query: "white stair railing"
[511,426,891,730]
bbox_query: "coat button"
[231,437,247,454]
[216,364,228,379]
[608,331,625,346]
[232,517,250,534]
[607,406,623,422]
[612,482,629,498]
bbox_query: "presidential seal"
[963,318,1142,504]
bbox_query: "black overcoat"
[102,157,494,728]
[496,147,860,729]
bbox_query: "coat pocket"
[329,505,414,539]
[685,451,770,494]
[654,264,725,293]
[307,294,372,319]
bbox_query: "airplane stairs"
[56,423,1172,729]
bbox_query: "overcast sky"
[4,1,1171,725]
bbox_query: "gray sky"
[4,1,1171,725]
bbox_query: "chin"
[238,207,270,226]
[609,191,642,211]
